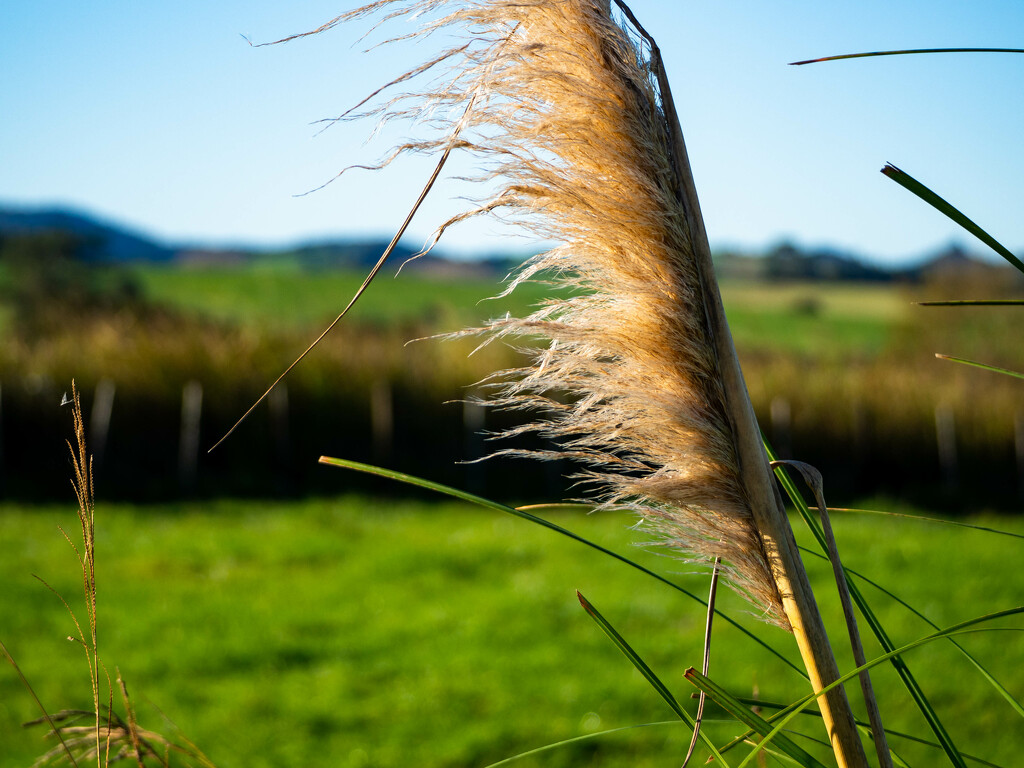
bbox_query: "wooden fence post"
[935,403,958,489]
[370,380,393,463]
[269,383,290,463]
[179,381,203,493]
[770,396,792,459]
[1015,410,1024,501]
[463,392,486,494]
[89,378,116,473]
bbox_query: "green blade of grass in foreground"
[733,699,1003,768]
[797,545,1024,721]
[880,164,1024,274]
[713,693,912,768]
[318,456,806,677]
[575,592,729,766]
[917,300,1024,307]
[765,440,969,768]
[828,506,1024,541]
[683,669,828,768]
[480,721,687,768]
[734,608,1024,768]
[935,354,1024,381]
[790,48,1024,66]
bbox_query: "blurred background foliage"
[1,215,1021,509]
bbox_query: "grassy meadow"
[1,264,1021,766]
[2,496,1023,767]
[2,258,1022,505]
[127,263,908,354]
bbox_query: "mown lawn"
[1,496,1022,767]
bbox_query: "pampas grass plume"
[306,2,871,763]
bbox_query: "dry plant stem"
[66,383,105,768]
[681,557,720,768]
[207,145,449,452]
[775,461,893,768]
[209,38,506,452]
[617,4,867,764]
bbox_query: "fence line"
[179,381,203,493]
[370,379,393,463]
[89,378,116,473]
[770,396,792,459]
[935,403,958,489]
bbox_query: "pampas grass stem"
[296,1,874,763]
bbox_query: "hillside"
[0,204,515,277]
[2,203,1016,283]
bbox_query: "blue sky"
[3,1,1023,264]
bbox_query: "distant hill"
[714,240,1018,284]
[1,204,1016,284]
[0,206,176,263]
[0,204,516,277]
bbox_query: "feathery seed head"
[337,0,788,626]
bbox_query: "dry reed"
[288,2,877,762]
[323,0,790,624]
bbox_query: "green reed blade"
[918,300,1024,307]
[481,720,685,768]
[881,164,1024,274]
[765,440,969,768]
[827,506,1024,541]
[737,608,1024,768]
[799,545,1024,720]
[684,669,827,768]
[935,354,1024,380]
[319,456,805,677]
[790,48,1024,66]
[576,591,730,765]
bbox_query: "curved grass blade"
[935,354,1024,381]
[318,455,806,677]
[797,547,1024,720]
[577,592,729,765]
[881,164,1024,274]
[737,608,1024,768]
[765,440,969,768]
[827,507,1024,541]
[481,720,685,768]
[791,48,1024,66]
[684,669,828,768]
[918,300,1024,307]
[731,698,1003,768]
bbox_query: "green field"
[130,264,909,356]
[129,264,559,331]
[2,496,1022,767]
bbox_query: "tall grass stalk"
[298,1,870,763]
[7,383,218,768]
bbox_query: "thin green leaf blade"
[576,592,730,766]
[732,699,1003,768]
[791,48,1024,66]
[765,439,970,768]
[319,455,807,677]
[481,721,679,768]
[881,164,1024,274]
[827,506,1024,541]
[935,354,1024,380]
[806,548,1024,720]
[741,608,1024,768]
[684,669,829,768]
[918,300,1024,307]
